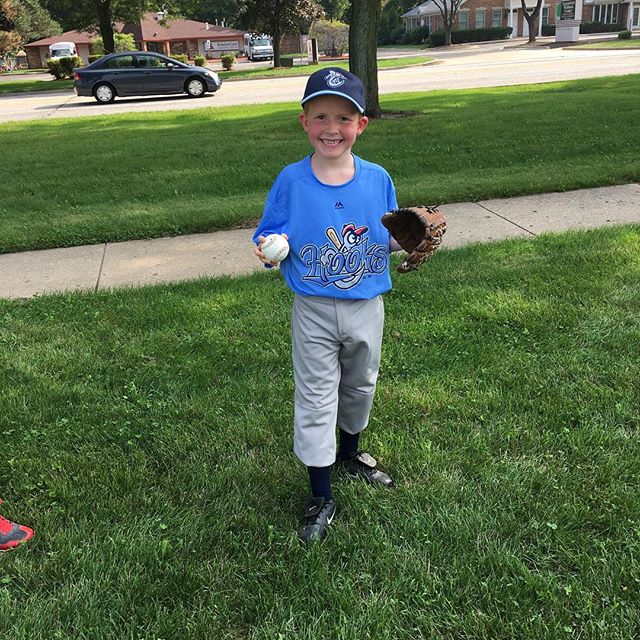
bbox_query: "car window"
[103,56,134,69]
[137,55,172,69]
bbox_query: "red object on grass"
[0,499,34,551]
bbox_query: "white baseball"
[261,234,289,263]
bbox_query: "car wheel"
[186,78,206,98]
[94,82,115,104]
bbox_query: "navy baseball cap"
[301,67,366,114]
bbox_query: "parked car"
[73,51,222,104]
[243,33,274,61]
[49,41,78,60]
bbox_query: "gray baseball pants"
[291,294,384,467]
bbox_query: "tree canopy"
[41,0,165,53]
[242,0,323,66]
[1,0,60,56]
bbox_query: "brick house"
[24,13,245,69]
[582,0,638,30]
[25,30,94,68]
[402,0,639,38]
[121,12,244,59]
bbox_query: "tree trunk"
[521,0,544,43]
[445,25,452,45]
[273,22,281,66]
[96,0,115,53]
[349,0,382,119]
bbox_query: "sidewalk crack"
[95,243,107,292]
[475,202,538,237]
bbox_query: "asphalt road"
[1,43,639,123]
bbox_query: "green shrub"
[428,27,512,46]
[618,29,632,39]
[400,25,430,45]
[88,54,103,64]
[387,25,407,45]
[579,21,624,33]
[310,19,349,56]
[59,55,82,77]
[220,53,235,70]
[171,53,188,63]
[194,54,206,66]
[46,59,63,79]
[91,33,136,54]
[378,21,406,45]
[46,55,82,79]
[542,24,556,36]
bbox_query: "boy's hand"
[255,234,289,266]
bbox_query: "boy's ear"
[356,115,369,135]
[299,111,309,131]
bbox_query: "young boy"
[0,499,34,551]
[253,68,401,543]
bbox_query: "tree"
[432,0,465,46]
[311,18,348,56]
[349,0,382,118]
[521,0,543,43]
[378,0,416,44]
[180,0,247,27]
[1,0,59,60]
[14,0,60,43]
[0,0,20,56]
[41,0,165,53]
[92,31,135,53]
[318,0,349,22]
[242,0,323,67]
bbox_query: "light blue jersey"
[253,154,398,300]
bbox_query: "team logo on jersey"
[300,223,388,290]
[325,70,347,88]
[335,201,344,209]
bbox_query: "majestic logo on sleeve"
[300,223,388,290]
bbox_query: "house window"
[593,4,619,23]
[541,7,549,24]
[492,8,502,27]
[459,10,470,29]
[476,9,486,28]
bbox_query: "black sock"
[338,429,360,461]
[307,466,333,501]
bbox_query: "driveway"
[1,44,639,123]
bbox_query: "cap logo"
[325,70,346,88]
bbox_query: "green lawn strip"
[1,74,639,255]
[572,39,640,49]
[0,78,74,94]
[1,226,638,639]
[0,68,47,74]
[0,57,434,94]
[218,56,434,80]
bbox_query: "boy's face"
[299,95,368,162]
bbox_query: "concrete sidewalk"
[1,183,639,300]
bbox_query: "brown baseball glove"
[381,205,447,273]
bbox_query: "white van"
[49,42,77,60]
[243,34,273,61]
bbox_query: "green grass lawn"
[0,68,47,74]
[1,225,638,639]
[0,78,74,94]
[1,74,639,255]
[218,56,435,80]
[0,57,434,93]
[573,39,640,49]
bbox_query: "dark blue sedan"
[73,51,222,103]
